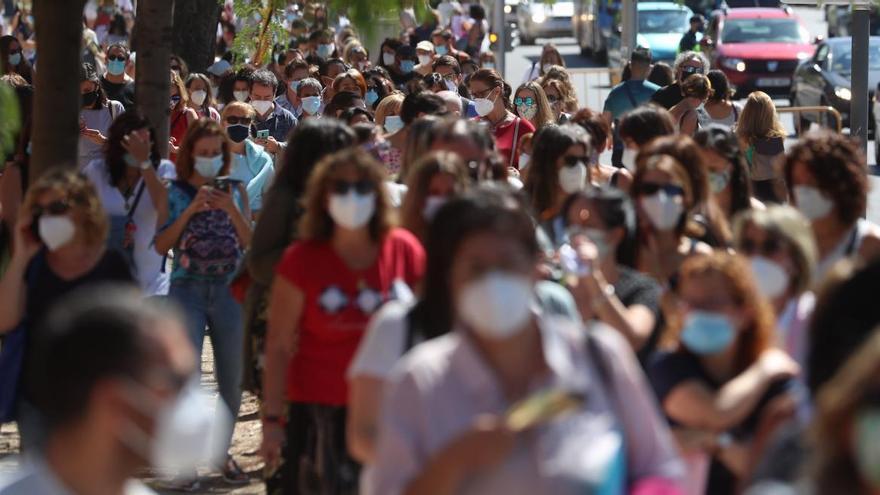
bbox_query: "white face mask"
[328,191,376,229]
[384,115,404,134]
[793,185,833,221]
[233,90,249,102]
[190,90,207,106]
[458,271,533,339]
[422,195,448,221]
[558,162,587,194]
[518,152,530,169]
[118,379,230,475]
[621,148,638,172]
[444,78,459,94]
[382,52,396,66]
[640,191,684,231]
[474,90,496,117]
[583,228,612,259]
[194,154,224,179]
[418,54,432,66]
[749,256,789,299]
[251,99,273,116]
[38,215,76,251]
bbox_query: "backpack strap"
[622,81,639,109]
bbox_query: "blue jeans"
[169,279,243,454]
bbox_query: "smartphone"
[256,129,270,139]
[212,176,242,192]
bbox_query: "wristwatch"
[138,160,151,170]
[591,283,616,312]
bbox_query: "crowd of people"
[2,1,880,495]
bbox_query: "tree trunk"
[29,0,87,182]
[172,0,221,74]
[136,0,174,158]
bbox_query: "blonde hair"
[514,82,554,129]
[736,91,787,143]
[732,205,818,295]
[24,168,109,247]
[374,92,405,127]
[400,151,469,242]
[170,69,189,110]
[220,101,256,120]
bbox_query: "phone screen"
[256,129,269,139]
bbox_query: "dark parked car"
[791,37,880,136]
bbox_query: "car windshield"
[829,42,880,73]
[639,10,690,33]
[721,18,809,44]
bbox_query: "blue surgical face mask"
[384,115,404,134]
[435,45,448,56]
[289,79,301,92]
[194,154,224,179]
[365,89,379,106]
[301,95,322,115]
[680,310,736,355]
[107,59,126,76]
[400,60,415,74]
[317,43,335,59]
[8,52,21,66]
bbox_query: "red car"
[704,7,816,98]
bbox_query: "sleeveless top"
[815,218,869,281]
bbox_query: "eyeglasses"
[636,182,684,197]
[740,237,783,257]
[471,87,495,99]
[561,155,589,167]
[331,179,375,195]
[514,96,535,107]
[108,55,127,62]
[32,200,71,217]
[681,65,703,76]
[441,73,458,81]
[226,116,252,125]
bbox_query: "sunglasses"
[226,116,252,125]
[514,96,535,107]
[32,200,71,217]
[681,65,703,76]
[108,55,127,62]
[740,237,783,257]
[636,182,684,197]
[561,155,588,167]
[331,179,374,195]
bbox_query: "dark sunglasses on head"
[637,182,684,197]
[32,200,71,217]
[331,179,374,195]
[226,116,252,125]
[682,65,703,76]
[514,96,535,106]
[108,55,126,62]
[740,238,783,257]
[561,155,588,168]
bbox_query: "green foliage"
[0,84,21,158]
[227,0,288,66]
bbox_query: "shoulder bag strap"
[509,117,522,169]
[127,181,147,219]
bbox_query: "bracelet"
[138,160,151,170]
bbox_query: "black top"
[22,249,135,399]
[651,83,683,110]
[649,351,795,495]
[100,76,136,111]
[613,267,663,365]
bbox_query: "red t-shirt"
[493,116,535,169]
[275,228,425,405]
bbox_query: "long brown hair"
[400,151,469,242]
[735,91,787,143]
[298,148,394,242]
[514,81,554,129]
[668,252,776,374]
[175,119,231,181]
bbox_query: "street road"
[502,5,880,224]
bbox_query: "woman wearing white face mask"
[632,155,712,284]
[617,106,676,177]
[469,69,536,169]
[400,151,470,244]
[0,169,134,450]
[368,187,685,495]
[523,124,592,246]
[733,206,817,371]
[185,72,221,121]
[260,148,425,494]
[649,252,799,495]
[782,131,880,283]
[153,119,252,486]
[562,187,664,362]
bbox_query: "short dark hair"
[618,105,675,146]
[323,91,364,117]
[400,91,447,125]
[28,287,169,429]
[432,55,461,75]
[784,130,868,227]
[563,186,637,266]
[631,46,652,65]
[273,118,356,197]
[339,106,373,125]
[250,68,278,90]
[706,69,732,102]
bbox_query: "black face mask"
[226,124,250,143]
[82,90,99,108]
